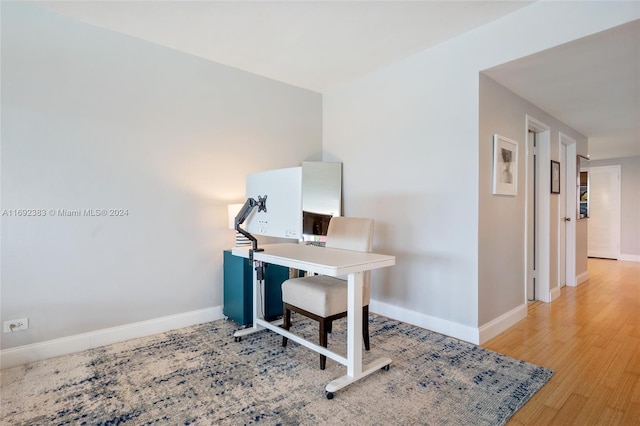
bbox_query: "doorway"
[526,129,537,301]
[560,133,577,287]
[588,165,621,259]
[525,115,551,303]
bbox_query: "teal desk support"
[223,250,289,326]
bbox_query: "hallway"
[484,258,640,425]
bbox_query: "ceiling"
[484,19,640,161]
[31,1,640,160]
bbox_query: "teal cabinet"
[223,250,289,326]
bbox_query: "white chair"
[281,217,374,370]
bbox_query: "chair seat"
[282,275,370,318]
[281,217,375,370]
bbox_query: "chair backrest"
[325,217,374,253]
[325,217,374,298]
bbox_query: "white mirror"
[301,162,342,242]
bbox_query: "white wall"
[323,1,638,343]
[0,3,322,351]
[3,1,638,359]
[478,75,587,324]
[589,156,640,260]
[323,40,481,339]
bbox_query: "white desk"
[231,243,395,398]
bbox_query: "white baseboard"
[576,270,589,285]
[371,299,528,346]
[479,304,527,344]
[478,304,527,344]
[619,254,640,262]
[370,299,480,344]
[550,286,562,302]
[1,306,224,369]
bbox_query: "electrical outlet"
[3,318,29,332]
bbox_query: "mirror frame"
[577,155,589,219]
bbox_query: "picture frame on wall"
[492,134,518,196]
[551,160,561,194]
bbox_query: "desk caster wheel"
[234,336,242,342]
[325,391,334,400]
[381,364,390,371]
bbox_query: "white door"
[588,165,621,259]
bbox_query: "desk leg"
[233,260,268,340]
[347,271,363,377]
[325,271,391,398]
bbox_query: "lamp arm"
[234,196,267,258]
[234,198,257,227]
[236,224,259,252]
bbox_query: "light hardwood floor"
[483,258,640,425]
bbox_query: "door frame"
[560,133,577,286]
[525,115,552,303]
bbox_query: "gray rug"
[1,314,552,425]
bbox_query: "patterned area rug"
[1,315,552,425]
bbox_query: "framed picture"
[551,160,561,194]
[492,134,518,196]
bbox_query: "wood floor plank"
[572,385,613,425]
[625,339,640,375]
[601,338,639,390]
[631,374,640,404]
[597,406,625,425]
[607,372,639,412]
[549,393,588,424]
[483,259,640,425]
[620,402,640,425]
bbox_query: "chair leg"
[282,307,291,347]
[363,305,370,351]
[319,319,328,370]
